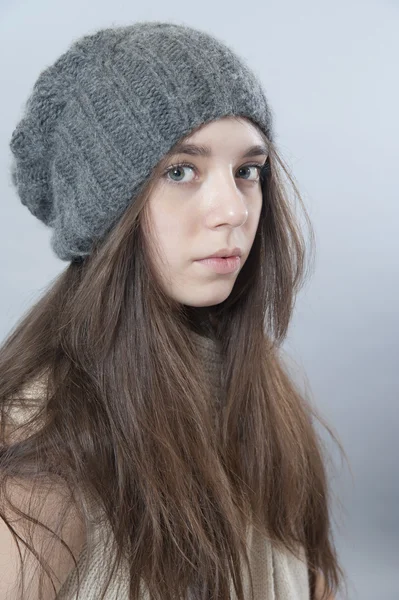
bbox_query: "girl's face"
[143,116,268,307]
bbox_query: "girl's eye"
[236,165,264,181]
[163,163,267,185]
[164,163,196,184]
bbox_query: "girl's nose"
[205,170,249,226]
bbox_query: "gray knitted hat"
[9,21,274,262]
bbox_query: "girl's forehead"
[169,119,268,156]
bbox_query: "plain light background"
[1,1,398,599]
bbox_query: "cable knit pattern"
[8,22,274,263]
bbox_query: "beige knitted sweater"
[13,330,310,599]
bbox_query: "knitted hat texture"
[9,21,274,261]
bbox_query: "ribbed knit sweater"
[12,329,310,599]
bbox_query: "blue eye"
[163,162,267,185]
[237,165,263,180]
[165,163,195,184]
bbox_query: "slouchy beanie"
[9,21,274,262]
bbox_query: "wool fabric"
[9,21,274,262]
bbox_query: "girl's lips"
[195,256,241,274]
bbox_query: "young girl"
[1,21,348,600]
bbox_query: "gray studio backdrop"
[1,1,397,599]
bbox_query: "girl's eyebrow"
[166,142,269,159]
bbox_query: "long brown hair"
[0,117,349,600]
